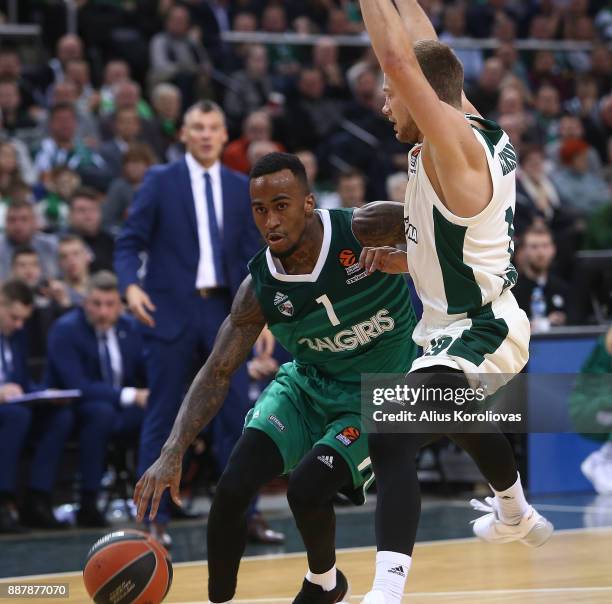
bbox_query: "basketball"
[83,530,173,604]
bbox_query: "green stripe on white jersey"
[248,208,418,382]
[403,114,518,326]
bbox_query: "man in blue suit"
[0,279,73,533]
[114,100,281,544]
[46,271,147,527]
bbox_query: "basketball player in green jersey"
[134,152,418,604]
[357,2,553,603]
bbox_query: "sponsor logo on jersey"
[273,291,294,317]
[317,455,334,469]
[267,415,285,432]
[339,249,357,267]
[408,145,422,176]
[498,141,517,175]
[298,309,395,352]
[406,222,418,244]
[335,426,361,447]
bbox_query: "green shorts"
[244,362,372,493]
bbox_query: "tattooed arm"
[352,201,410,275]
[352,201,406,246]
[134,275,266,520]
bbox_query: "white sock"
[492,472,530,524]
[209,601,232,604]
[372,551,411,603]
[600,442,612,460]
[306,565,336,591]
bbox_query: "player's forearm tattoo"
[352,201,406,246]
[162,277,265,457]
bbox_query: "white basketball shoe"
[470,496,553,547]
[361,591,389,604]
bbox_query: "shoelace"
[469,496,499,524]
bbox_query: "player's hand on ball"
[134,450,183,522]
[359,246,409,275]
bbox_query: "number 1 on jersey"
[316,294,340,326]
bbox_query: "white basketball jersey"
[404,114,518,332]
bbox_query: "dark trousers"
[0,404,73,494]
[75,401,144,493]
[138,293,251,524]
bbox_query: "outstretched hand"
[133,451,183,522]
[359,246,409,275]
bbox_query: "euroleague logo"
[335,426,361,447]
[338,249,357,267]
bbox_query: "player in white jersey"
[356,2,553,603]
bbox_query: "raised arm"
[394,0,481,116]
[352,201,406,246]
[134,275,267,520]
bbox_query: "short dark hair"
[70,186,100,206]
[11,245,38,265]
[250,152,309,192]
[183,100,226,125]
[49,102,77,119]
[337,168,365,184]
[413,40,464,107]
[123,143,156,166]
[1,279,34,306]
[6,198,34,213]
[59,233,86,247]
[87,270,119,294]
[523,222,553,241]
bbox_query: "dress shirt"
[99,326,136,406]
[185,153,225,288]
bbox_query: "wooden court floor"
[6,527,612,603]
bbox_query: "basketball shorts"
[410,290,530,390]
[244,362,373,494]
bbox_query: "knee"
[0,405,32,435]
[213,466,257,513]
[286,475,319,511]
[78,401,116,433]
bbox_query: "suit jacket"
[1,328,31,391]
[45,308,146,406]
[114,158,262,341]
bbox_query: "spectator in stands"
[0,47,35,111]
[224,44,274,131]
[533,84,562,145]
[49,80,100,145]
[439,5,483,84]
[565,74,600,122]
[513,224,573,330]
[261,4,301,76]
[10,246,72,371]
[37,167,80,234]
[295,149,328,199]
[149,4,212,108]
[100,107,144,179]
[312,37,349,100]
[35,103,109,191]
[223,110,283,174]
[58,234,92,307]
[590,45,611,97]
[37,34,84,98]
[494,42,529,87]
[246,140,280,167]
[64,59,96,119]
[528,50,571,100]
[319,169,367,209]
[0,78,37,137]
[0,132,36,190]
[68,187,115,273]
[551,138,611,216]
[103,144,157,236]
[0,201,59,281]
[45,271,147,527]
[0,279,72,532]
[585,95,612,163]
[466,57,506,118]
[546,114,602,175]
[151,83,182,161]
[99,60,131,116]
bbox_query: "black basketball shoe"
[292,568,349,603]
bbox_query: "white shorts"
[410,290,530,390]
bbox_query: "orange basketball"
[83,530,173,604]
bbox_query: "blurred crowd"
[0,0,611,531]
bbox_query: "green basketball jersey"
[248,208,417,382]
